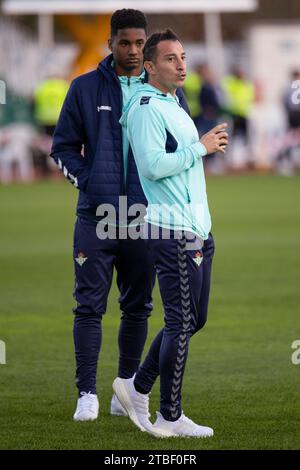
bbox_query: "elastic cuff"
[193,141,207,158]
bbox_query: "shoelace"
[179,413,193,425]
[135,391,150,417]
[78,392,97,412]
[178,414,208,436]
[131,375,151,418]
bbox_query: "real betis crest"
[75,252,88,266]
[193,251,203,267]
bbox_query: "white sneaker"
[149,411,214,438]
[110,393,128,416]
[112,376,151,432]
[73,392,99,421]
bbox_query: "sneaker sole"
[147,427,177,438]
[110,409,128,417]
[112,378,146,432]
[73,414,98,422]
[148,426,214,439]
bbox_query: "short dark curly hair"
[143,29,179,62]
[110,9,148,37]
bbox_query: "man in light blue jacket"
[113,29,228,438]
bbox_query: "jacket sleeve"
[127,104,206,182]
[50,80,90,190]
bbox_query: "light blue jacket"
[120,84,212,239]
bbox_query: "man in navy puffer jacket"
[50,9,189,421]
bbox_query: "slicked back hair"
[143,29,179,62]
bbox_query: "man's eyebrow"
[119,38,145,42]
[163,52,186,58]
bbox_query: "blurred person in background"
[276,70,300,175]
[0,124,36,183]
[183,64,202,129]
[33,72,69,177]
[222,66,254,169]
[284,70,300,130]
[198,63,225,173]
[51,9,189,423]
[0,83,36,183]
[34,73,69,137]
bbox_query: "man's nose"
[128,44,138,55]
[177,59,185,70]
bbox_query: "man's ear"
[108,38,113,52]
[144,60,155,75]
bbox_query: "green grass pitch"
[0,175,299,450]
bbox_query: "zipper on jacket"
[109,66,127,196]
[101,60,130,197]
[175,94,182,108]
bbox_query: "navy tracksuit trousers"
[73,217,155,395]
[134,226,215,421]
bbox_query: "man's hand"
[200,123,229,155]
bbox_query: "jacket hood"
[97,54,118,81]
[120,83,177,128]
